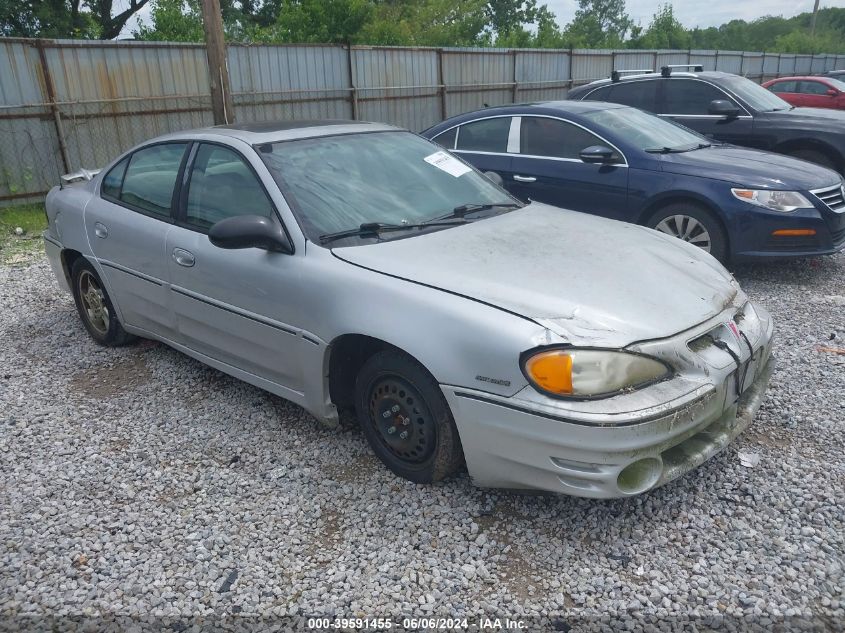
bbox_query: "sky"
[121,0,845,39]
[545,0,845,30]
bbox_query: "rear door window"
[118,143,188,218]
[455,117,512,153]
[660,80,736,115]
[770,80,797,93]
[606,81,657,111]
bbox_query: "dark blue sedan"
[421,101,845,262]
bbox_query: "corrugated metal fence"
[2,37,845,205]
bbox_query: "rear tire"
[787,148,838,172]
[646,203,729,264]
[354,350,463,484]
[70,258,136,347]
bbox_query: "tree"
[629,4,689,49]
[135,0,204,41]
[563,0,632,48]
[485,0,539,39]
[271,0,373,44]
[1,0,98,37]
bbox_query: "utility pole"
[811,0,821,37]
[200,0,235,125]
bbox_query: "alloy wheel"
[78,270,110,335]
[654,214,712,252]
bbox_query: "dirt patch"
[69,353,152,399]
[323,453,380,484]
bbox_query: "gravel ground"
[1,253,843,632]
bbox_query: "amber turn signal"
[771,229,816,236]
[524,350,573,395]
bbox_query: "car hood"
[657,145,840,190]
[332,203,742,347]
[765,106,845,124]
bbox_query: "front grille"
[812,184,845,212]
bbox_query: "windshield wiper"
[645,145,694,154]
[319,220,467,245]
[427,201,522,223]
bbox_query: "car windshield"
[258,131,514,243]
[721,76,792,112]
[583,106,708,152]
[828,78,845,92]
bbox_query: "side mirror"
[708,99,741,118]
[827,88,839,97]
[579,145,619,164]
[209,215,292,253]
[484,170,504,186]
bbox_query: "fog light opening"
[617,457,663,495]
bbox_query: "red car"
[762,76,845,110]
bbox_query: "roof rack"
[661,64,704,77]
[611,69,653,82]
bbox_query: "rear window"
[455,117,511,153]
[585,81,656,111]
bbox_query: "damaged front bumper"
[443,304,775,498]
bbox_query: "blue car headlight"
[731,188,813,213]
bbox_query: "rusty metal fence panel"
[229,44,352,123]
[1,38,845,206]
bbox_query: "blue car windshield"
[583,107,708,152]
[258,131,513,240]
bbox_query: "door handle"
[94,222,108,239]
[172,248,195,267]
[513,175,536,183]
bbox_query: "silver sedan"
[43,121,774,498]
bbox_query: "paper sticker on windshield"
[424,151,472,178]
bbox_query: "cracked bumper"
[443,351,774,499]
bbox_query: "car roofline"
[144,121,403,146]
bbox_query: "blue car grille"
[813,184,845,212]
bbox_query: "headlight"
[731,188,813,212]
[522,348,671,399]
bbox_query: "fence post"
[437,48,447,120]
[511,50,518,103]
[35,40,70,175]
[346,44,358,120]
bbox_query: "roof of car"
[164,120,401,144]
[436,100,627,120]
[765,76,829,81]
[576,70,737,91]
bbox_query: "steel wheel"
[77,269,110,335]
[653,214,712,252]
[367,377,436,464]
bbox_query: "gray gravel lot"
[1,253,844,631]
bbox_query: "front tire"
[70,258,135,346]
[354,350,463,484]
[646,203,729,264]
[787,148,838,172]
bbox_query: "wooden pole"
[200,0,234,125]
[811,0,821,37]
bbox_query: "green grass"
[0,202,47,266]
